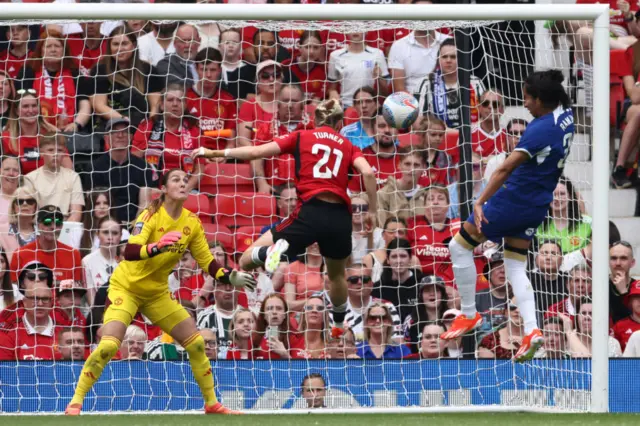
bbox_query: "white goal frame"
[0,2,610,415]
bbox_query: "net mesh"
[0,14,603,414]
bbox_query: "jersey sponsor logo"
[199,118,224,132]
[415,245,450,259]
[183,226,191,236]
[132,222,144,236]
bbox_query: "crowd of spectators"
[0,0,636,367]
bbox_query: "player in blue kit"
[440,69,574,362]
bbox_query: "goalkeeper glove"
[147,231,182,257]
[215,268,257,292]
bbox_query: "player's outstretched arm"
[191,143,282,162]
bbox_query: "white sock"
[449,238,477,318]
[504,255,538,334]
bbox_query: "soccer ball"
[382,92,419,129]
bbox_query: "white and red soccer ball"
[382,92,419,130]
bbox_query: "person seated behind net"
[0,248,19,312]
[226,308,258,360]
[350,193,384,265]
[15,29,91,132]
[541,317,571,359]
[483,118,528,185]
[119,324,147,360]
[57,327,87,361]
[405,322,449,359]
[255,293,300,360]
[356,302,411,360]
[0,156,20,227]
[88,118,157,224]
[199,328,218,361]
[301,373,327,409]
[291,295,330,359]
[10,205,83,285]
[85,26,163,131]
[477,300,527,360]
[0,186,38,261]
[52,279,87,329]
[155,24,201,91]
[218,28,257,101]
[403,275,449,352]
[545,264,592,323]
[283,243,325,313]
[23,136,85,222]
[281,31,327,104]
[326,327,359,360]
[132,83,204,192]
[0,263,58,361]
[339,86,378,150]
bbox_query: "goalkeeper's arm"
[192,142,282,162]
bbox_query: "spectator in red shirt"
[417,114,454,187]
[284,243,325,312]
[349,114,399,192]
[0,25,32,79]
[186,47,237,152]
[226,308,257,360]
[470,90,506,159]
[15,29,91,132]
[57,327,86,360]
[612,281,640,351]
[254,84,309,193]
[0,260,53,328]
[1,90,62,175]
[67,21,107,77]
[546,264,592,322]
[282,31,327,103]
[407,184,459,281]
[237,60,283,147]
[10,205,83,284]
[0,267,58,361]
[0,248,17,312]
[291,295,329,359]
[132,82,203,191]
[255,293,299,360]
[52,279,87,328]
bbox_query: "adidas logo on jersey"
[419,235,429,241]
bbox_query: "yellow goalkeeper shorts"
[103,285,191,333]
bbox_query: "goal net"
[0,3,611,415]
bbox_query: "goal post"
[0,2,610,415]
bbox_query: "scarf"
[36,68,76,127]
[432,69,448,125]
[147,118,196,176]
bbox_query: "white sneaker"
[265,239,289,273]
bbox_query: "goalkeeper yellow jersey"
[109,206,214,297]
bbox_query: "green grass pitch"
[2,413,640,426]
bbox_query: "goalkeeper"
[65,168,256,416]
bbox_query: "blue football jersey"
[495,106,574,207]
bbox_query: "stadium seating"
[200,162,254,195]
[213,192,277,228]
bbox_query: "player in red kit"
[193,99,377,336]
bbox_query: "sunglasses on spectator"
[40,217,63,226]
[259,70,282,81]
[481,100,501,109]
[347,275,372,284]
[352,204,368,213]
[367,314,388,322]
[17,88,37,96]
[24,295,52,304]
[25,272,48,281]
[17,198,36,206]
[304,304,325,312]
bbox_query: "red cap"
[629,281,640,297]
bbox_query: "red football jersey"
[2,132,43,175]
[255,118,313,188]
[284,59,328,102]
[185,87,237,150]
[52,307,87,328]
[408,216,461,282]
[348,148,399,192]
[10,240,83,284]
[471,126,507,158]
[0,316,59,361]
[612,316,640,351]
[0,50,31,79]
[274,126,363,206]
[66,35,108,76]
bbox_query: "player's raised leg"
[238,230,289,274]
[66,288,138,415]
[441,222,485,340]
[504,237,544,362]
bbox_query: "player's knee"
[449,237,474,267]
